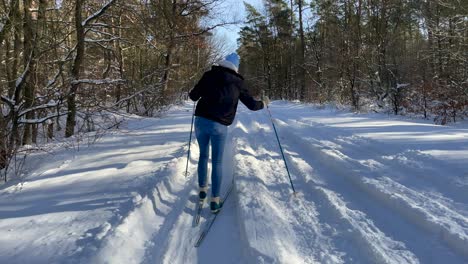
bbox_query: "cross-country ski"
[193,198,204,226]
[195,181,235,248]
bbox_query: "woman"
[189,53,269,213]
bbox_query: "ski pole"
[264,96,296,194]
[184,103,196,177]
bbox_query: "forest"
[238,0,467,122]
[0,0,221,175]
[0,0,467,179]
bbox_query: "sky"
[211,0,264,53]
[210,0,314,54]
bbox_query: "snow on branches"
[81,0,117,27]
[70,79,126,85]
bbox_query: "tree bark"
[22,0,46,145]
[298,0,306,101]
[7,0,21,98]
[161,0,178,93]
[113,14,124,103]
[0,112,6,170]
[0,0,19,45]
[66,0,85,138]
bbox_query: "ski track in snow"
[0,101,467,263]
[270,103,468,263]
[232,112,343,264]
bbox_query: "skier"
[189,52,269,213]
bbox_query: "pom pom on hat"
[225,52,240,69]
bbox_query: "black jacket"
[189,65,264,126]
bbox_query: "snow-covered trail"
[268,103,468,263]
[270,118,463,263]
[231,109,346,263]
[220,102,467,263]
[140,130,246,264]
[0,108,196,263]
[1,101,467,263]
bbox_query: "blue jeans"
[195,116,227,197]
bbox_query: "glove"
[262,95,270,107]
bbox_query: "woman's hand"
[262,95,270,107]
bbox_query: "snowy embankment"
[0,101,467,263]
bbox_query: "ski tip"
[194,233,205,248]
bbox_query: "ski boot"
[199,186,208,202]
[210,197,223,214]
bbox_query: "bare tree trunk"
[162,38,175,92]
[113,14,124,103]
[47,122,54,140]
[161,0,178,94]
[0,0,19,45]
[22,0,42,145]
[0,113,6,170]
[298,0,306,101]
[1,0,21,173]
[66,0,85,138]
[7,0,21,98]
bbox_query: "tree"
[0,0,223,180]
[238,0,467,120]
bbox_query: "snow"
[18,101,60,118]
[1,95,15,106]
[397,83,410,89]
[15,61,31,89]
[84,37,121,43]
[0,101,467,263]
[81,0,116,27]
[71,79,125,85]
